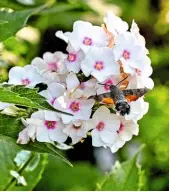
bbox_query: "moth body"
[109,85,130,116]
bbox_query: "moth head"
[115,101,130,116]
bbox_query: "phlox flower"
[31,51,67,75]
[55,31,71,43]
[66,73,97,98]
[73,78,97,99]
[96,75,121,95]
[19,110,68,143]
[113,32,151,75]
[130,20,149,54]
[54,94,95,124]
[110,116,139,153]
[64,44,85,73]
[63,119,94,144]
[104,12,128,36]
[81,47,120,82]
[89,106,120,147]
[39,82,65,106]
[125,98,149,121]
[127,74,154,90]
[8,65,42,87]
[17,118,36,144]
[56,21,108,53]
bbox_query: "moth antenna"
[98,83,109,86]
[116,75,129,86]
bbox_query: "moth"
[95,76,150,116]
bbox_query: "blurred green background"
[0,0,169,191]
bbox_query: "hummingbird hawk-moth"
[94,77,150,116]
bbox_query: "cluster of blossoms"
[1,12,154,153]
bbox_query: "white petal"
[17,129,30,144]
[48,83,65,98]
[49,122,67,143]
[91,129,104,147]
[36,125,51,143]
[44,111,60,121]
[66,73,80,90]
[100,128,118,145]
[93,106,111,118]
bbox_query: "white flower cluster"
[3,12,154,153]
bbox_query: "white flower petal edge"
[18,110,68,144]
[110,117,139,153]
[91,106,120,147]
[8,65,42,87]
[104,12,128,36]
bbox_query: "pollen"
[83,37,92,45]
[69,101,80,112]
[67,53,77,62]
[94,61,104,71]
[44,120,56,130]
[122,50,130,60]
[21,78,30,85]
[96,121,105,131]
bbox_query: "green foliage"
[36,156,101,191]
[96,146,145,191]
[139,86,168,169]
[0,84,71,115]
[0,135,48,190]
[0,9,33,42]
[0,0,168,191]
[0,114,22,137]
[0,114,72,167]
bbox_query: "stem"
[3,153,35,191]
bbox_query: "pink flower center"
[94,61,104,71]
[104,79,113,91]
[96,121,105,131]
[135,68,141,76]
[50,98,56,105]
[80,82,86,90]
[117,123,124,134]
[44,120,56,129]
[83,37,92,45]
[67,53,77,62]
[48,62,58,72]
[69,101,80,112]
[122,50,130,60]
[21,78,30,85]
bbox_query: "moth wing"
[102,97,115,104]
[125,95,139,102]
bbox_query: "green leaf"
[0,114,22,137]
[0,114,72,167]
[97,145,146,191]
[0,2,52,42]
[0,9,33,42]
[0,84,72,115]
[36,156,100,191]
[0,135,47,190]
